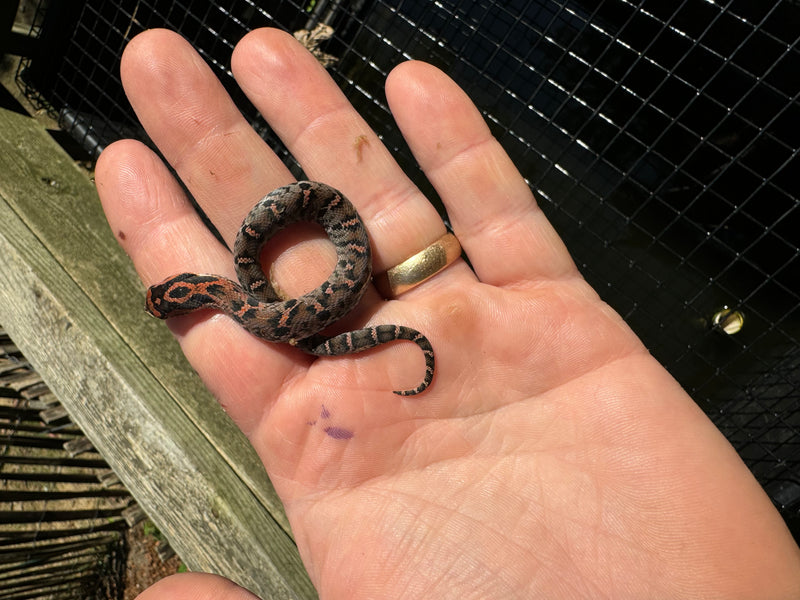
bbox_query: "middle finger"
[231,28,451,275]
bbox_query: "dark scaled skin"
[145,181,434,396]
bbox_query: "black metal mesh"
[14,0,800,534]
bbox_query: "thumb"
[135,573,262,600]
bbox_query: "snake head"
[145,286,166,319]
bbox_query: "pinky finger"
[95,140,302,432]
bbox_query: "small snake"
[145,181,434,396]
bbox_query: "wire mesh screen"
[14,1,800,532]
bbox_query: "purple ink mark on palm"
[320,404,331,419]
[324,426,353,440]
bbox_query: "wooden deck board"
[0,106,315,599]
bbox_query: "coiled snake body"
[145,181,434,396]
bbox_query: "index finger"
[119,28,294,246]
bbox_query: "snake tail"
[297,325,435,396]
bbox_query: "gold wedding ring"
[375,232,462,297]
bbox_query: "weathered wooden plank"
[0,108,288,526]
[0,107,315,598]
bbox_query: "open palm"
[96,28,800,600]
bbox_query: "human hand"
[96,28,800,600]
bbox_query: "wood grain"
[0,107,315,599]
